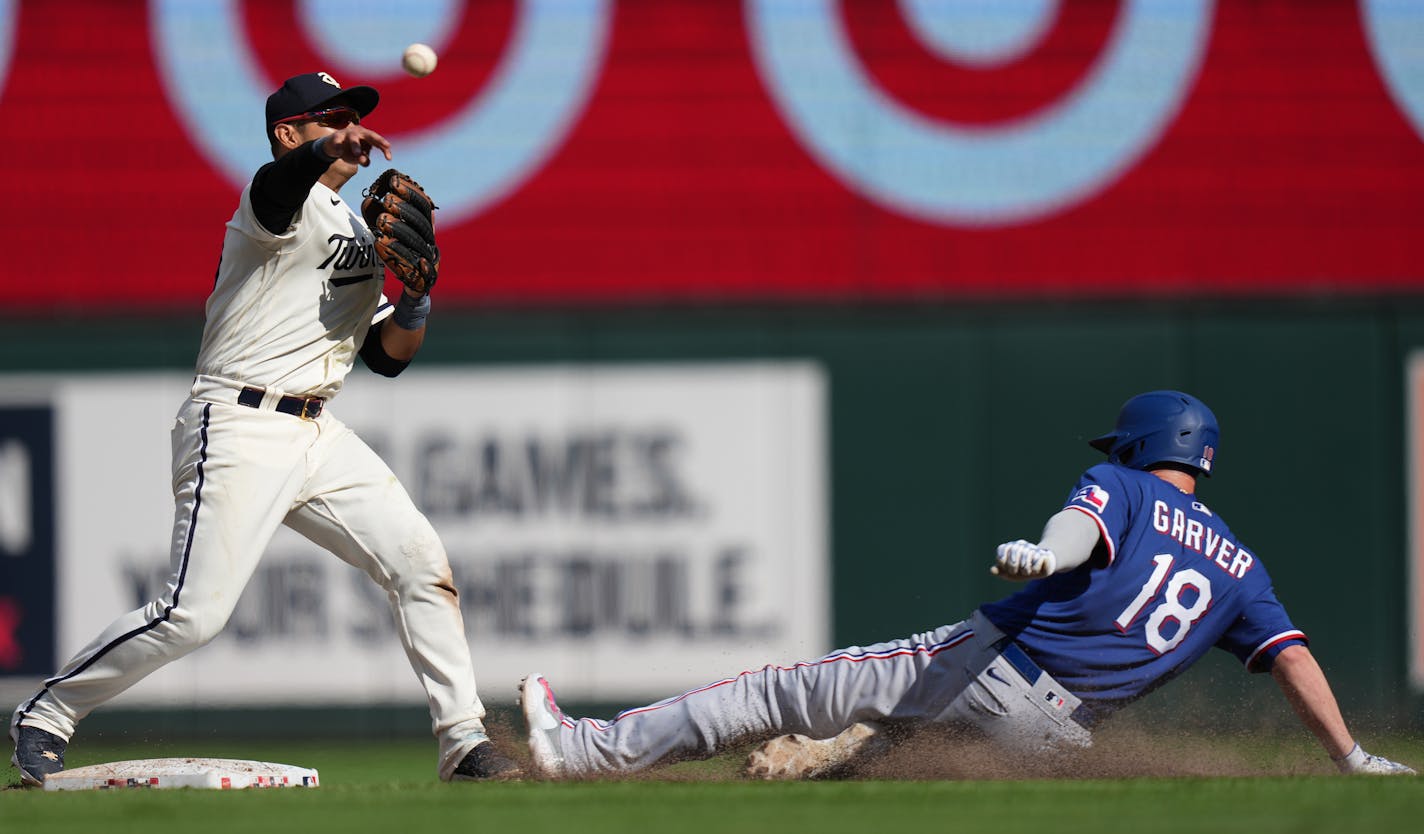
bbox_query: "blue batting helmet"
[1089,390,1219,476]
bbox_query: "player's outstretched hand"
[1335,743,1416,775]
[992,539,1057,580]
[320,125,393,167]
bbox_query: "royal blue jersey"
[980,463,1306,722]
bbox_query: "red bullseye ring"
[239,0,516,134]
[838,1,1120,124]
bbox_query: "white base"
[43,758,320,791]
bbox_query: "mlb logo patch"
[1072,485,1110,513]
[1044,690,1066,710]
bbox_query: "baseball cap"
[265,72,379,139]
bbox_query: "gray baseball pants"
[556,610,1093,774]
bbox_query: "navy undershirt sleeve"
[250,140,336,235]
[358,322,412,378]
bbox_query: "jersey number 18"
[1114,554,1213,655]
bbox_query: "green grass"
[4,736,1423,834]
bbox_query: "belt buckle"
[299,397,321,421]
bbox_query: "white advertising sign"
[7,363,828,705]
[1408,352,1424,690]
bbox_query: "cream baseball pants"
[13,380,489,781]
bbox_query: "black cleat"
[12,726,67,787]
[451,741,522,781]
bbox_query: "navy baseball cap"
[265,72,379,138]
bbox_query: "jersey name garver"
[1150,499,1255,580]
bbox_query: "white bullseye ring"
[0,0,16,96]
[151,0,610,223]
[297,0,462,77]
[1361,0,1424,143]
[746,0,1214,227]
[898,0,1058,69]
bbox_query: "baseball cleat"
[1334,743,1418,776]
[450,740,523,781]
[11,725,68,787]
[744,721,888,780]
[519,673,567,778]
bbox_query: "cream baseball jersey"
[196,179,393,399]
[981,463,1307,724]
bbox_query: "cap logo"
[318,72,340,89]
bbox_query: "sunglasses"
[273,106,361,129]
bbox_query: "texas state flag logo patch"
[1072,485,1111,514]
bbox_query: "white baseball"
[402,43,437,78]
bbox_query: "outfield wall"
[2,1,1423,733]
[3,299,1424,728]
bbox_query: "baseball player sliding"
[519,391,1414,779]
[10,72,518,786]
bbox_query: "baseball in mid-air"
[402,43,437,78]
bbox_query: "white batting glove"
[993,540,1058,580]
[1334,743,1416,775]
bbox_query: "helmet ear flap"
[1116,439,1145,467]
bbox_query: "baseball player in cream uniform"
[11,72,518,786]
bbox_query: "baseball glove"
[361,169,439,295]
